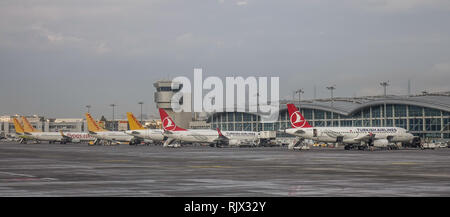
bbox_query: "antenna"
[408,79,411,96]
[313,85,317,100]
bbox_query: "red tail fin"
[217,128,223,137]
[158,108,187,131]
[287,104,312,128]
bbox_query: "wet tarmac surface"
[0,142,449,196]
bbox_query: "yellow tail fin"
[127,112,146,130]
[21,116,41,133]
[12,117,25,134]
[85,113,108,132]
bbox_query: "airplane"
[159,108,259,147]
[124,112,165,145]
[284,104,416,150]
[12,117,34,143]
[21,116,71,144]
[85,113,134,145]
[21,116,94,144]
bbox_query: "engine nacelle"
[373,139,389,147]
[71,139,81,143]
[228,140,241,146]
[61,137,72,143]
[130,137,143,145]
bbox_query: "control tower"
[153,80,192,129]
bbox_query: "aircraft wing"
[213,128,230,144]
[163,130,173,135]
[354,133,375,142]
[59,130,72,140]
[293,129,306,134]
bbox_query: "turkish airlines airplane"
[21,116,94,144]
[85,113,134,144]
[159,108,259,147]
[284,104,415,150]
[124,112,164,145]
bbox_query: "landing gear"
[357,145,367,151]
[92,138,101,145]
[163,138,175,147]
[129,137,143,146]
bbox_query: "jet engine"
[71,139,81,143]
[373,139,389,147]
[228,140,241,146]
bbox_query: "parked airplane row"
[9,104,418,150]
[284,104,417,150]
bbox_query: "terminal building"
[207,92,450,139]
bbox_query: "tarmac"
[0,142,449,196]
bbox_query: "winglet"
[158,108,187,131]
[85,113,108,132]
[287,104,312,128]
[127,112,146,130]
[21,116,41,132]
[59,130,68,138]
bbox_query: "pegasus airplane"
[12,117,34,143]
[85,113,134,145]
[284,104,415,150]
[21,116,94,144]
[124,112,165,145]
[21,116,70,144]
[159,108,259,147]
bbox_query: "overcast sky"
[1,0,450,118]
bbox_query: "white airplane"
[124,112,165,145]
[85,113,134,145]
[21,116,95,144]
[11,117,34,143]
[284,104,415,150]
[159,108,259,147]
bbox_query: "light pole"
[380,81,389,127]
[295,89,304,103]
[326,85,336,127]
[138,101,144,124]
[86,105,91,113]
[110,104,116,131]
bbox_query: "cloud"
[94,41,111,54]
[236,1,248,6]
[175,32,195,45]
[31,25,82,44]
[29,25,111,55]
[350,0,450,12]
[432,61,450,73]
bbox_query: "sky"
[1,0,450,118]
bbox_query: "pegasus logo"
[290,111,307,128]
[163,117,176,131]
